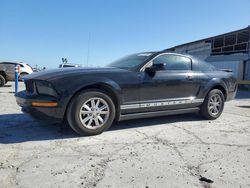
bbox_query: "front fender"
[51,75,121,95]
[50,75,122,116]
[69,77,122,97]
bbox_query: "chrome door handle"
[186,75,193,81]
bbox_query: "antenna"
[86,33,91,67]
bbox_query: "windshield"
[107,53,153,70]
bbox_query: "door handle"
[186,75,193,81]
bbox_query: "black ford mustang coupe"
[16,51,237,135]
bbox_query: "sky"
[0,0,250,69]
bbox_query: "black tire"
[200,89,225,120]
[0,75,6,87]
[66,90,116,136]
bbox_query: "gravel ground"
[0,82,250,188]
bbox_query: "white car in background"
[59,63,82,68]
[18,62,33,78]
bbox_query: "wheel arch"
[64,82,122,121]
[204,78,228,100]
[209,85,227,100]
[0,71,7,79]
[20,72,29,75]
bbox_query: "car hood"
[24,67,129,81]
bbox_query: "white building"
[166,26,250,81]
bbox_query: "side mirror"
[145,63,164,76]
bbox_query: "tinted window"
[63,64,76,68]
[192,58,216,72]
[153,55,191,71]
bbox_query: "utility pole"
[248,26,250,90]
[86,33,91,67]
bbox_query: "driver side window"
[153,54,191,71]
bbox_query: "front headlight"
[35,81,58,97]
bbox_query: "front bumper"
[15,91,65,122]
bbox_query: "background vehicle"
[15,51,237,136]
[59,63,81,68]
[18,62,33,79]
[0,62,33,86]
[0,62,19,86]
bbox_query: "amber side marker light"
[31,102,58,107]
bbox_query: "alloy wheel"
[79,97,110,129]
[208,94,222,116]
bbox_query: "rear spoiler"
[219,69,233,73]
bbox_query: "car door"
[139,54,201,112]
[6,63,16,80]
[1,63,15,81]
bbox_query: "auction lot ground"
[0,82,250,188]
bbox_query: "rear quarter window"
[153,54,191,71]
[192,58,216,72]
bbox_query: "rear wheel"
[67,90,115,136]
[200,89,225,120]
[0,75,6,87]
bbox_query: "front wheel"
[66,90,116,136]
[200,89,225,120]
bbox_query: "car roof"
[0,62,23,64]
[60,63,81,66]
[139,51,194,59]
[0,62,31,67]
[0,62,16,64]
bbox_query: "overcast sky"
[0,0,250,68]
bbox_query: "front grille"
[25,80,34,93]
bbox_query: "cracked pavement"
[0,82,250,188]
